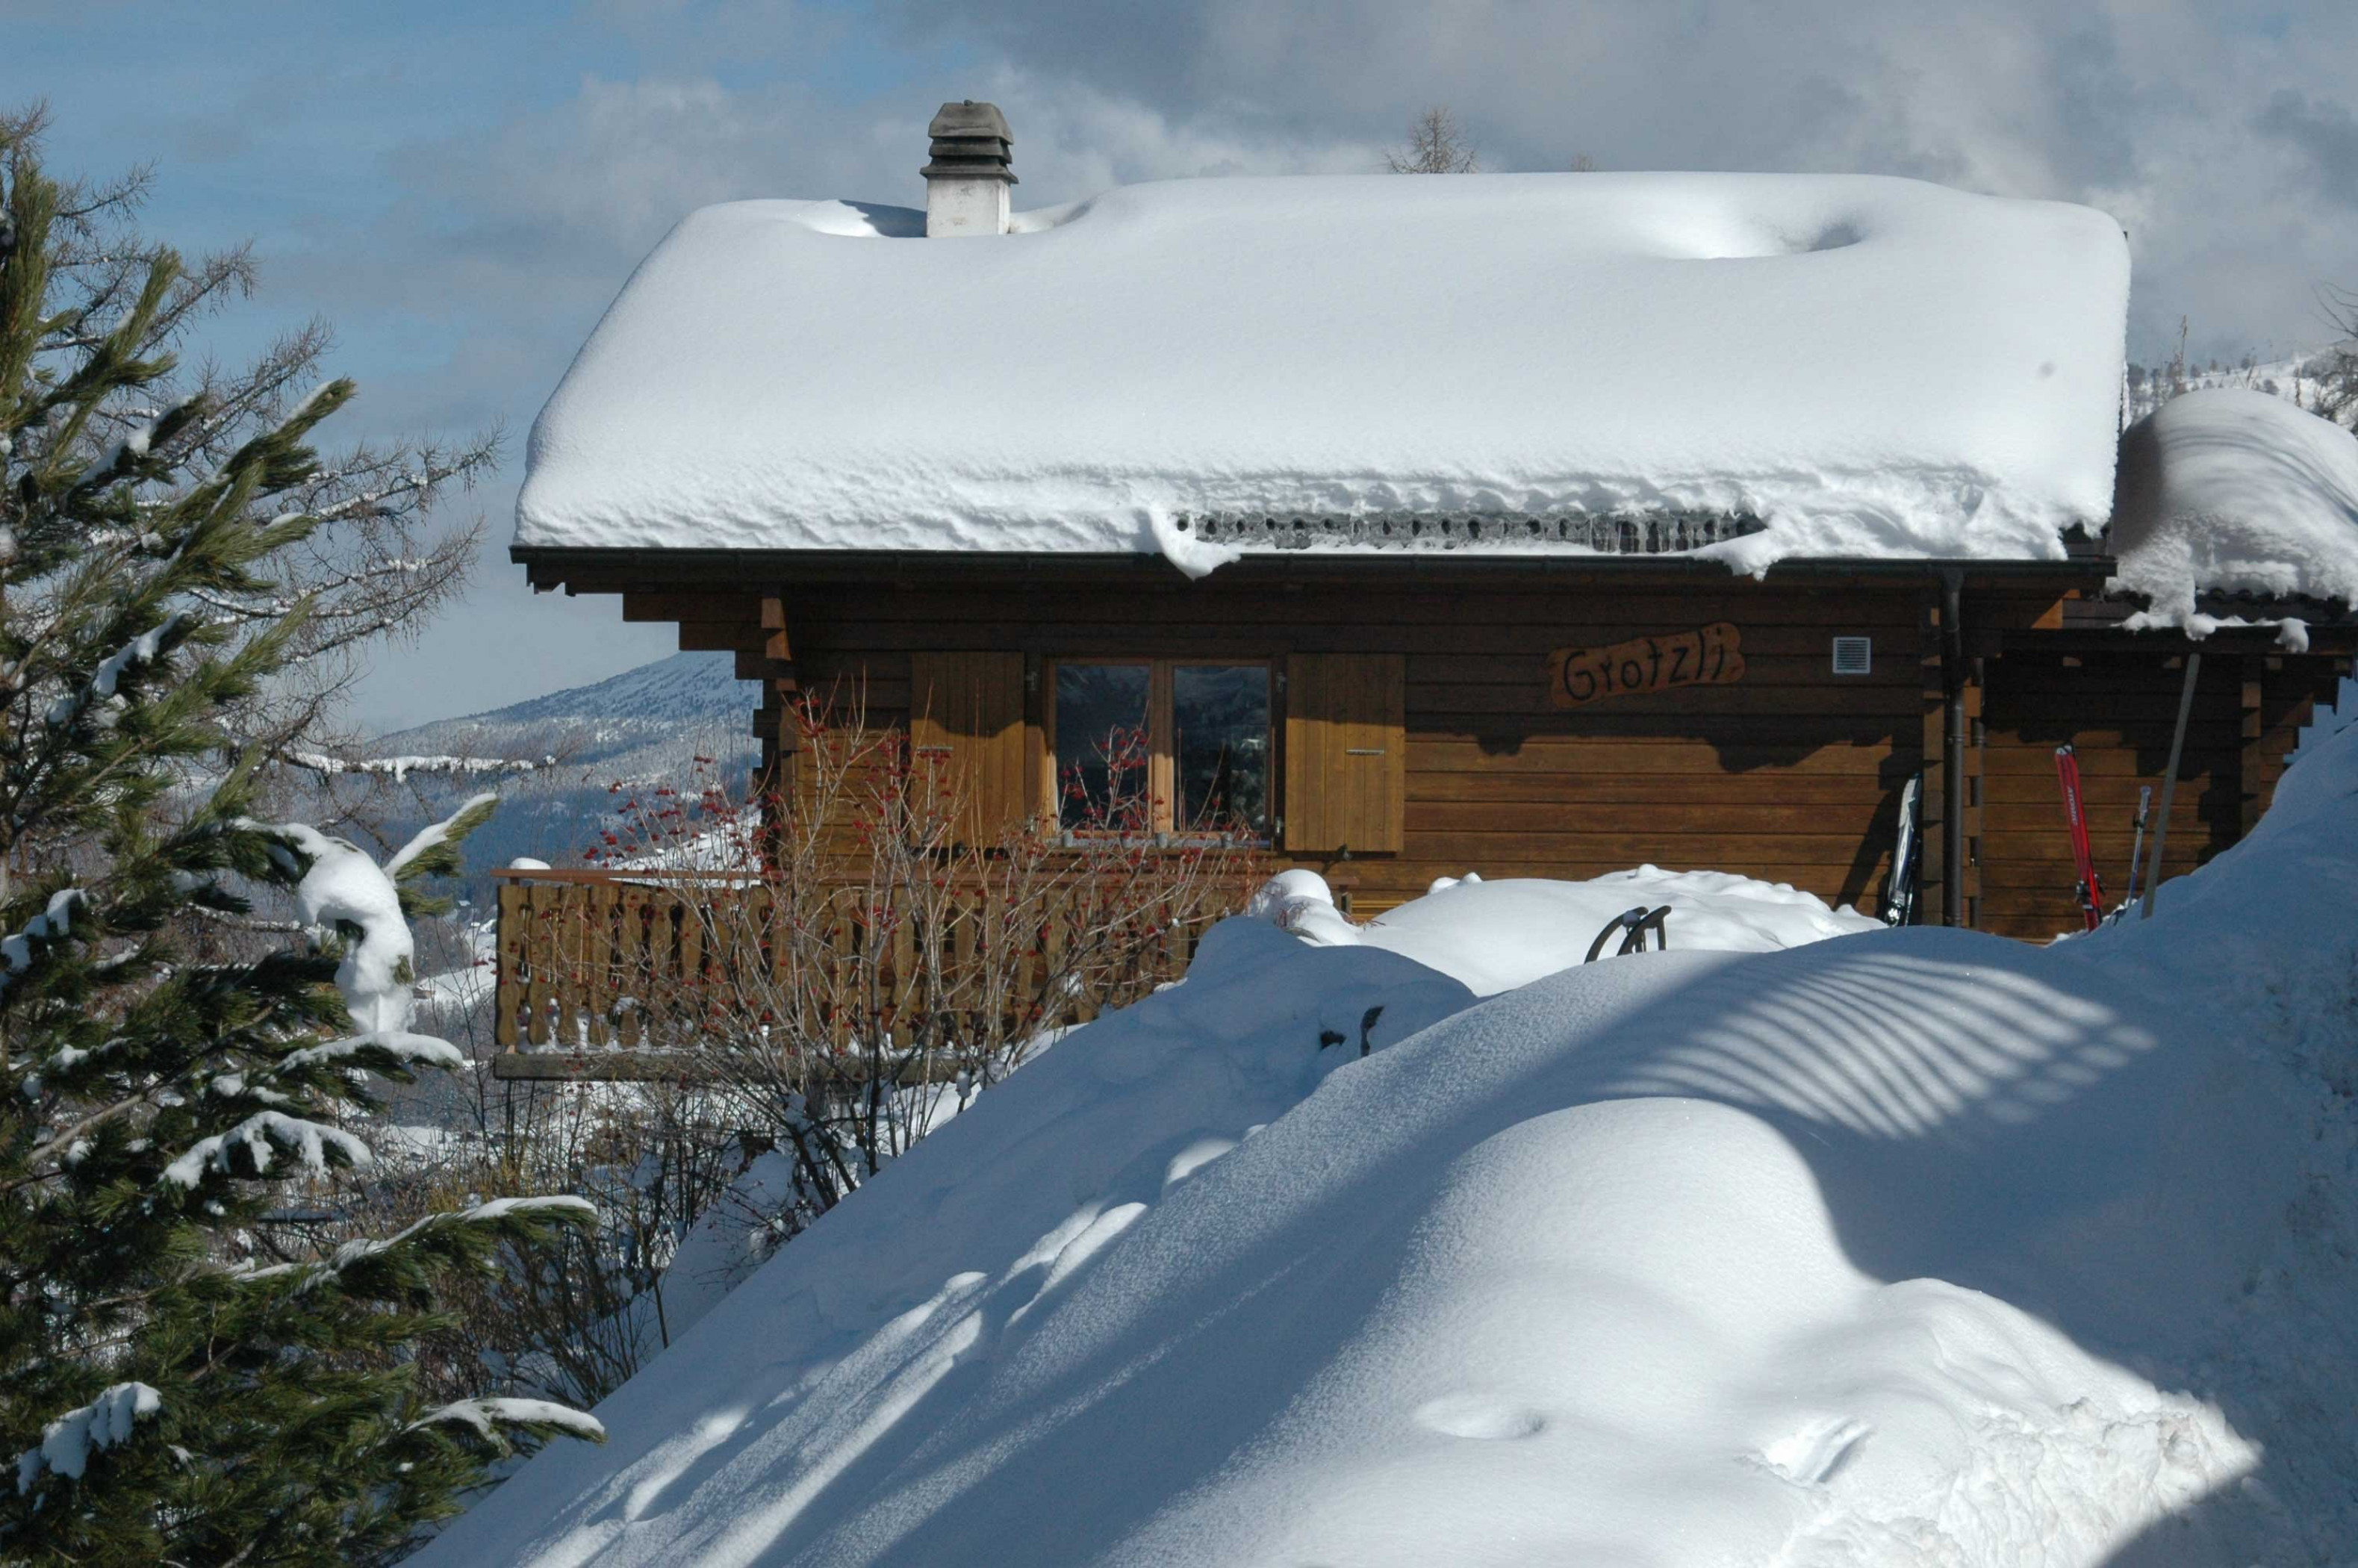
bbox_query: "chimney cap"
[922,99,1017,185]
[927,99,1012,143]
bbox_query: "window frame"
[1044,656,1273,844]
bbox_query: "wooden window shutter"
[1282,653,1404,854]
[909,652,1030,842]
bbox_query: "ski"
[2054,744,2105,931]
[1884,774,1921,926]
[2114,784,2155,921]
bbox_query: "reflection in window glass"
[1055,663,1151,830]
[1175,665,1269,835]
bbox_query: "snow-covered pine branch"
[387,791,500,882]
[241,1195,600,1296]
[14,1384,161,1495]
[0,888,87,1001]
[408,1398,606,1449]
[158,1108,373,1188]
[40,611,186,730]
[273,1030,464,1074]
[249,818,419,1034]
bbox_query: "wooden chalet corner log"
[1283,653,1406,854]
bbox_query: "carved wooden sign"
[1546,623,1746,709]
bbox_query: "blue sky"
[14,0,2358,729]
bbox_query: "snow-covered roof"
[516,172,2131,575]
[2110,388,2358,623]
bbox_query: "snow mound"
[1354,865,1879,993]
[2111,387,2358,626]
[420,730,2358,1568]
[517,173,2129,573]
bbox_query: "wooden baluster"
[890,895,917,1049]
[952,886,979,1067]
[643,891,676,1048]
[1072,882,1101,1024]
[555,883,585,1046]
[829,886,854,1051]
[1160,897,1184,984]
[495,881,525,1048]
[1013,890,1037,1038]
[677,891,706,1045]
[524,881,555,1048]
[584,881,614,1048]
[1044,901,1070,1027]
[615,886,647,1048]
[738,885,770,1065]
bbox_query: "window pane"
[1174,665,1270,835]
[1054,663,1151,830]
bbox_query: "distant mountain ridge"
[407,650,760,735]
[370,651,759,878]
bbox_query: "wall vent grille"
[1831,636,1873,676]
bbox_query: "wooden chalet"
[489,104,2356,1074]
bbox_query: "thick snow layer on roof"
[2111,388,2358,625]
[418,776,2358,1567]
[516,173,2130,573]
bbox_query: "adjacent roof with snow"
[515,173,2131,574]
[2110,388,2358,623]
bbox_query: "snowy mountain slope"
[405,649,758,736]
[416,723,2358,1567]
[364,651,758,877]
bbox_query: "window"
[1051,659,1271,838]
[1053,662,1151,831]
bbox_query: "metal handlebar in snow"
[1585,906,1670,963]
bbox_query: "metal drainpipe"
[1940,568,1967,928]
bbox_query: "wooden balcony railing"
[487,867,1231,1081]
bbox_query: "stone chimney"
[922,100,1015,237]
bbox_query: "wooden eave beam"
[514,544,2116,597]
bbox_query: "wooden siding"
[579,563,2358,943]
[1977,645,2342,937]
[682,577,1954,918]
[604,565,2348,935]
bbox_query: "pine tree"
[0,121,600,1563]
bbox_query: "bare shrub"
[403,699,1262,1403]
[561,698,1265,1242]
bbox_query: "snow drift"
[516,173,2130,573]
[417,737,2358,1566]
[1354,866,1880,992]
[2110,386,2358,627]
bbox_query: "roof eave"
[512,543,2118,595]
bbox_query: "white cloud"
[44,1,2346,724]
[873,0,2358,361]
